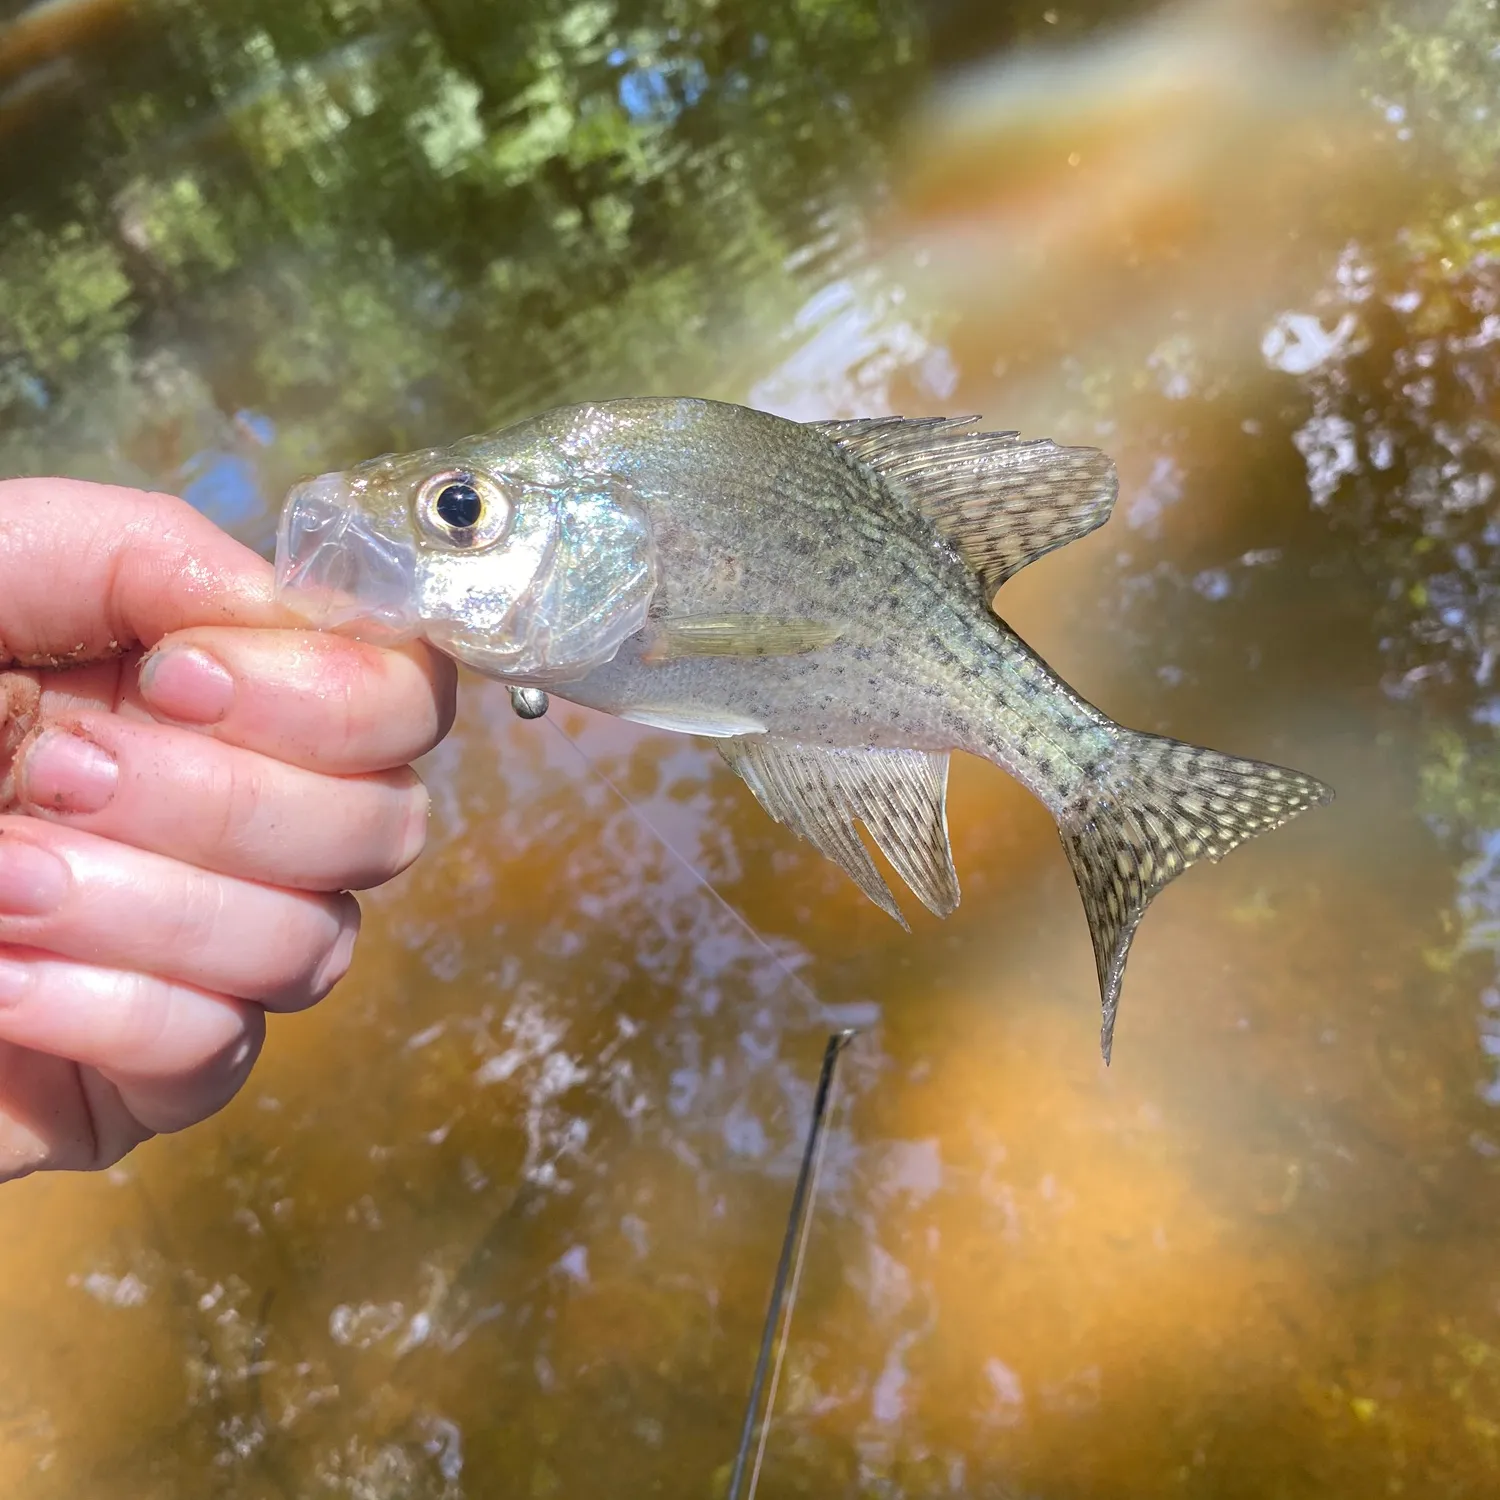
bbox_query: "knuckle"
[165,867,230,954]
[204,750,268,857]
[401,644,457,757]
[107,971,175,1068]
[310,926,358,1005]
[429,652,459,746]
[261,893,359,1010]
[155,1003,265,1130]
[315,638,454,767]
[117,998,264,1135]
[200,1001,264,1101]
[351,768,427,888]
[303,636,385,757]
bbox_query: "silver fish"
[274,397,1332,1059]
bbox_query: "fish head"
[273,425,658,684]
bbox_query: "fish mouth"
[274,476,422,642]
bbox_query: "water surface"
[1,0,1498,1495]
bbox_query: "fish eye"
[435,482,482,529]
[414,468,512,551]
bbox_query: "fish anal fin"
[810,415,1118,596]
[718,738,960,924]
[641,614,844,663]
[1060,734,1334,1064]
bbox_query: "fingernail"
[0,838,69,915]
[0,955,32,1007]
[139,646,235,726]
[20,729,119,816]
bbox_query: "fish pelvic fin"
[1061,733,1333,1065]
[809,415,1117,596]
[719,738,960,924]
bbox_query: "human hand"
[0,478,457,1181]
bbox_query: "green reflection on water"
[0,0,920,547]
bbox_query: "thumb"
[0,479,291,667]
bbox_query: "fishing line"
[543,715,824,1014]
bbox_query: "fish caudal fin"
[1061,733,1333,1064]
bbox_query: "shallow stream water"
[2,0,1498,1494]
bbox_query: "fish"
[273,397,1333,1060]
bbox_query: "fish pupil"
[436,482,483,530]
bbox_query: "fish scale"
[275,396,1333,1059]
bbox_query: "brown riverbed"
[1,0,1497,1494]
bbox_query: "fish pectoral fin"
[810,415,1117,597]
[641,613,844,663]
[717,738,960,926]
[1059,732,1334,1065]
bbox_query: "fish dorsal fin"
[718,738,959,925]
[810,416,1118,597]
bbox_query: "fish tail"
[1059,731,1332,1063]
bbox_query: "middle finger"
[9,711,427,891]
[0,819,360,1009]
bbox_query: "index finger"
[0,479,286,667]
[134,626,458,773]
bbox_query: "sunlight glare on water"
[1,0,1498,1495]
